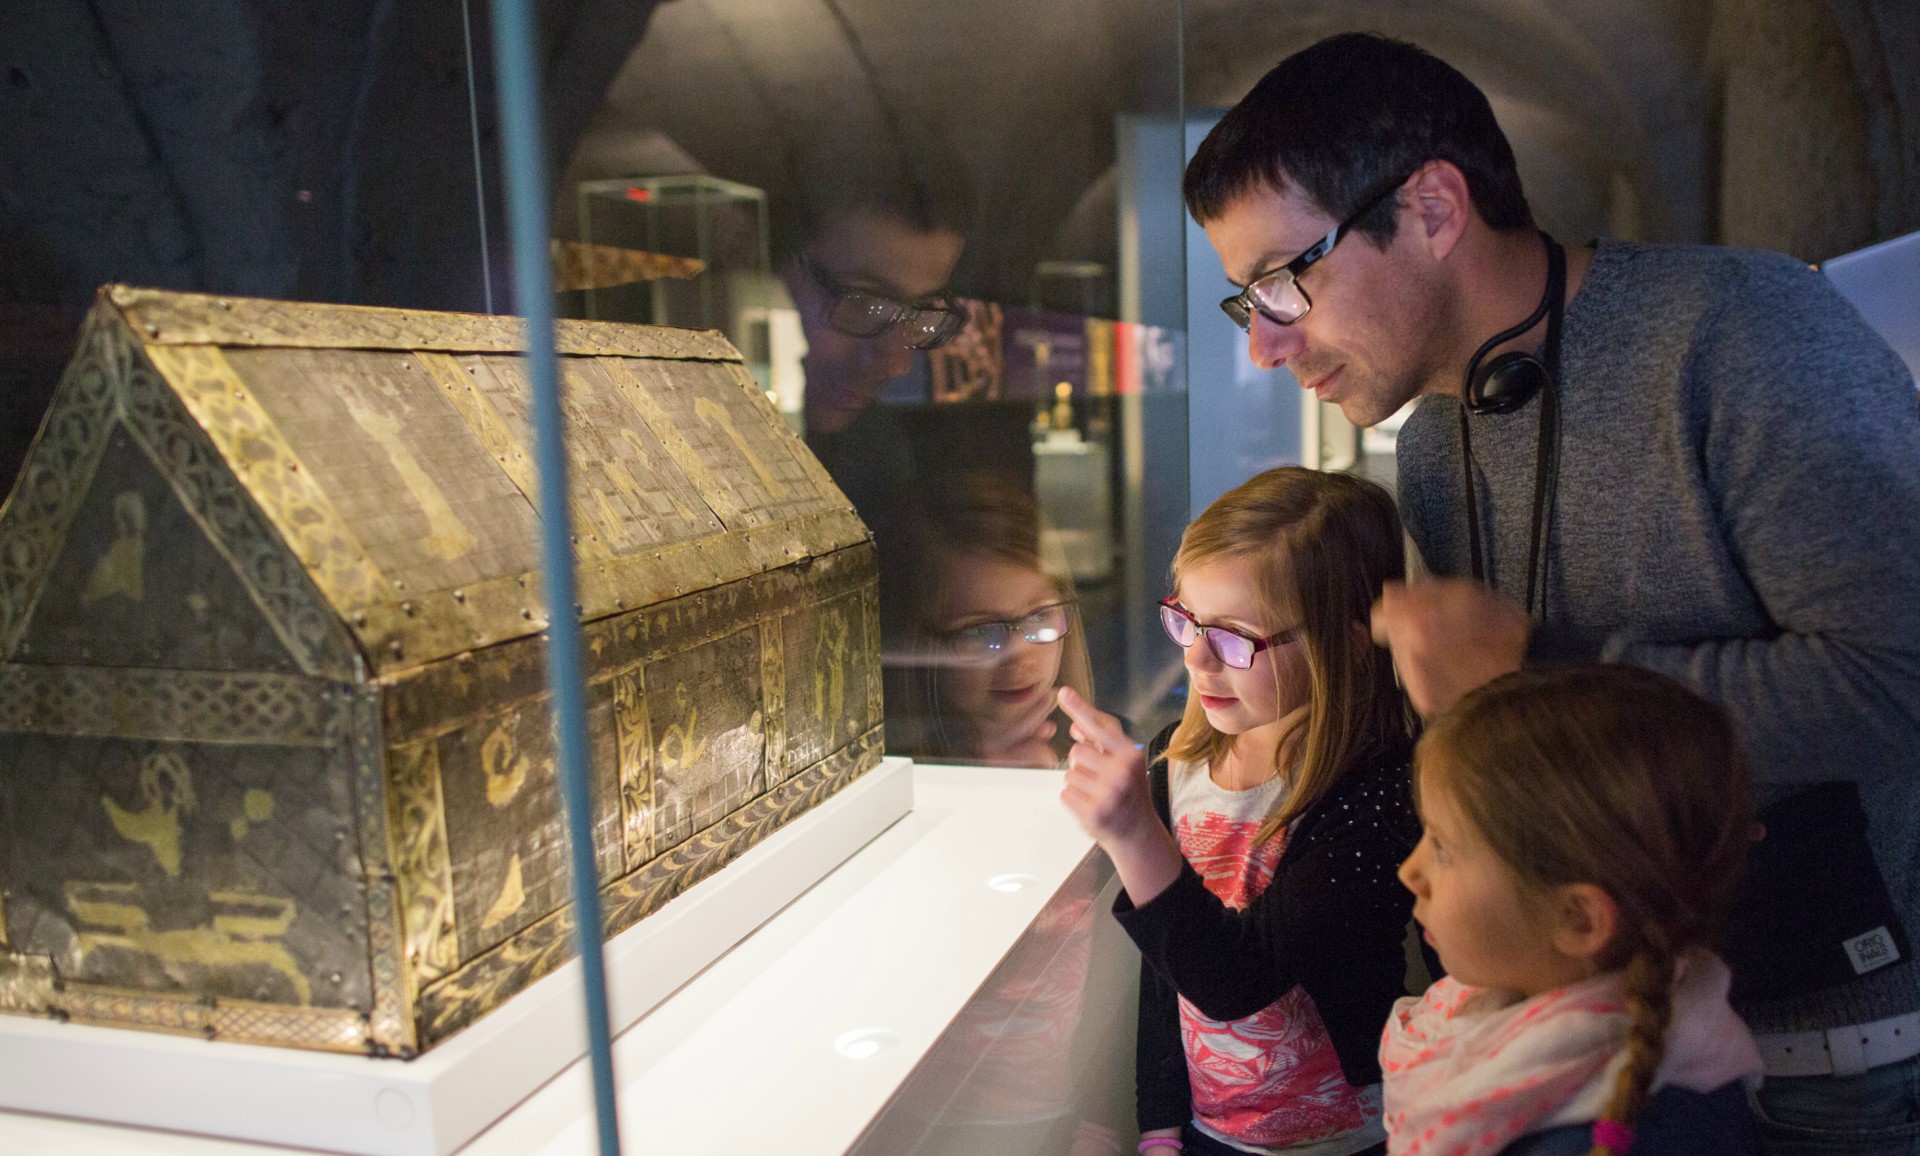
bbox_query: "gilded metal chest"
[0,287,881,1056]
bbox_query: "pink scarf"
[1379,951,1761,1156]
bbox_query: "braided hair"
[1414,666,1753,1155]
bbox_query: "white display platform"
[0,762,1107,1156]
[0,756,917,1156]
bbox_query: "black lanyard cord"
[1461,235,1567,620]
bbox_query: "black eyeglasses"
[1159,598,1297,670]
[798,254,969,350]
[1219,174,1409,331]
[944,601,1074,660]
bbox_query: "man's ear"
[1547,882,1620,964]
[1404,159,1472,262]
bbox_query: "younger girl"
[1388,666,1762,1155]
[1061,467,1419,1156]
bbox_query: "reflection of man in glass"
[777,155,971,526]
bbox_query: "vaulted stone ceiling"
[573,0,1918,304]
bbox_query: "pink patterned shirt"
[1170,760,1383,1154]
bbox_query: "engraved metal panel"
[0,735,371,1013]
[781,590,875,777]
[599,357,831,528]
[416,726,880,1044]
[222,347,541,600]
[453,354,723,557]
[116,340,357,680]
[646,626,767,849]
[16,426,299,672]
[436,692,621,960]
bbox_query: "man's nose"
[867,335,914,379]
[1248,314,1306,371]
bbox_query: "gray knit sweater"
[1397,239,1920,1034]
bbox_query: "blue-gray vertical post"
[486,3,623,1154]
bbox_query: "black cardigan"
[1123,723,1422,1133]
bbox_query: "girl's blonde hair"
[1163,467,1409,841]
[1416,666,1754,1156]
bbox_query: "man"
[1183,32,1920,1153]
[776,156,969,525]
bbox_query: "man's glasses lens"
[1220,274,1310,332]
[810,260,968,350]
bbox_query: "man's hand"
[1371,578,1530,718]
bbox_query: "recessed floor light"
[834,1028,901,1060]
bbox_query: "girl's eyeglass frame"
[1158,598,1298,669]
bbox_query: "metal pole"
[485,3,623,1154]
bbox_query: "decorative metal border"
[387,739,458,993]
[109,285,742,362]
[416,726,883,1044]
[613,667,654,869]
[414,351,541,500]
[0,664,343,746]
[0,310,122,659]
[350,689,415,1056]
[861,586,884,728]
[144,344,394,617]
[118,337,359,679]
[0,952,55,1015]
[760,620,788,781]
[49,984,369,1053]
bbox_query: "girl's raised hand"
[1058,686,1183,905]
[1056,686,1151,845]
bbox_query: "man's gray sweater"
[1397,239,1920,1034]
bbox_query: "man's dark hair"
[778,135,975,257]
[1184,33,1532,243]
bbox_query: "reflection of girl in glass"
[883,469,1094,767]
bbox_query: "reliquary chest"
[0,287,882,1057]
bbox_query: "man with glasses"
[776,152,971,531]
[1183,33,1920,1154]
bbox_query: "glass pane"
[559,0,1190,770]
